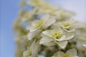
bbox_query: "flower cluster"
[14,0,86,57]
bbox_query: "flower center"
[51,30,63,38]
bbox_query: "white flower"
[58,20,85,32]
[23,40,40,57]
[28,14,56,32]
[52,48,78,57]
[40,26,74,49]
[27,0,47,7]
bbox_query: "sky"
[49,0,86,22]
[1,0,21,57]
[1,0,86,57]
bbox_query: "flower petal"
[26,24,32,30]
[40,37,54,44]
[42,42,55,46]
[42,30,52,37]
[53,51,65,57]
[83,43,86,48]
[72,22,85,29]
[30,40,36,51]
[28,30,41,40]
[42,14,50,21]
[57,51,65,57]
[66,48,77,56]
[65,32,74,40]
[63,27,75,32]
[56,41,68,49]
[31,20,40,27]
[42,17,56,29]
[32,46,39,57]
[53,26,62,32]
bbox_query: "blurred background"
[1,0,86,57]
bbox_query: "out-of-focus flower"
[23,40,40,57]
[77,32,86,49]
[14,9,25,28]
[15,47,23,57]
[40,26,74,49]
[52,48,78,57]
[15,35,33,51]
[82,22,86,31]
[49,10,75,20]
[20,1,26,6]
[49,10,63,20]
[38,4,59,14]
[22,8,38,22]
[58,20,85,32]
[78,33,86,41]
[27,0,47,7]
[19,9,25,16]
[61,10,75,19]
